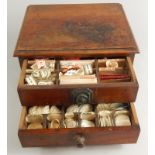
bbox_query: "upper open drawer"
[14,4,138,58]
[18,57,138,106]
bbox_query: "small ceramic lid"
[14,3,138,58]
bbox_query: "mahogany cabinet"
[13,3,140,147]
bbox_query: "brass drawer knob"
[74,134,85,147]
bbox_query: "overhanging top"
[14,3,139,57]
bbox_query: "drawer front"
[18,85,138,106]
[18,126,140,147]
[18,57,138,106]
[18,103,140,147]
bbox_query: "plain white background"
[7,0,147,155]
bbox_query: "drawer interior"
[19,57,138,86]
[17,56,139,106]
[18,102,140,147]
[19,103,136,129]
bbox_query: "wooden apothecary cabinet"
[14,3,140,147]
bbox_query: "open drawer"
[18,102,140,147]
[17,57,138,106]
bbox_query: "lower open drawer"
[18,102,140,147]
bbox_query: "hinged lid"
[14,3,139,58]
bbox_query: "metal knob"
[72,88,93,105]
[74,134,85,147]
[76,93,89,105]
